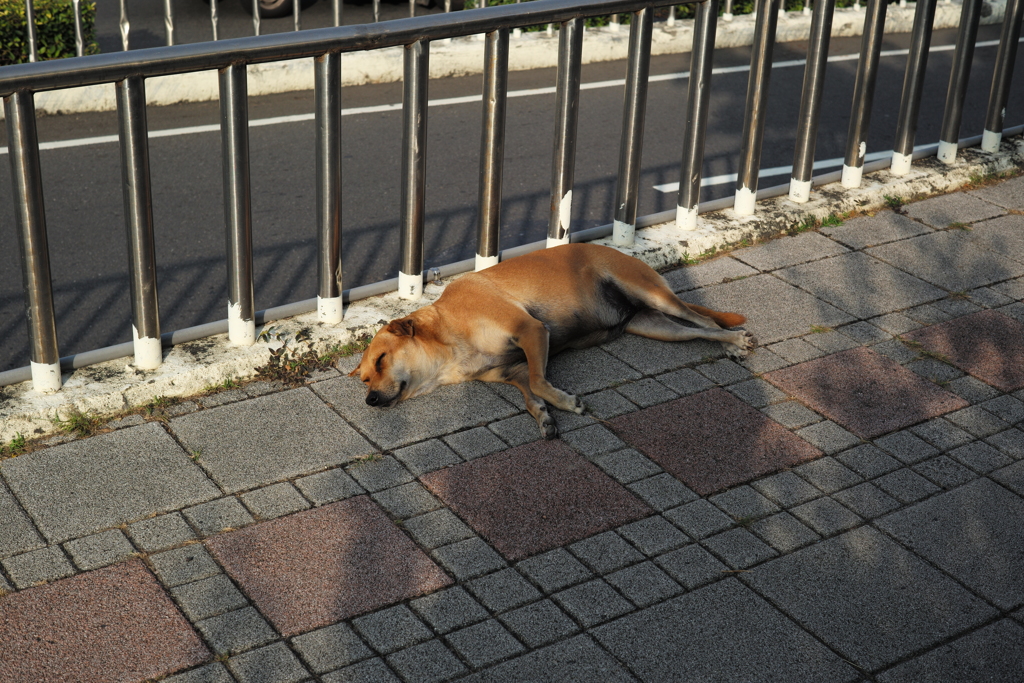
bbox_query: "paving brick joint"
[2,171,1024,682]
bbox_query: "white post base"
[613,220,635,246]
[733,187,756,216]
[788,178,811,203]
[318,295,343,325]
[723,12,733,20]
[981,129,1002,154]
[31,361,62,393]
[676,204,698,230]
[937,140,958,165]
[475,253,499,271]
[841,164,863,189]
[228,302,256,346]
[398,271,423,301]
[132,325,163,370]
[546,236,569,249]
[890,151,913,176]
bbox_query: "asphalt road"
[1,22,1022,374]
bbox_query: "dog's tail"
[685,304,746,328]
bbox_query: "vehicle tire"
[240,0,318,19]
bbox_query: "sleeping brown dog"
[351,243,755,439]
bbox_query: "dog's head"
[350,316,435,407]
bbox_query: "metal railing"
[2,0,1024,391]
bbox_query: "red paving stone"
[420,441,652,561]
[206,496,451,636]
[765,347,969,439]
[0,559,208,683]
[902,310,1024,392]
[610,388,822,496]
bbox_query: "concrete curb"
[6,0,1005,118]
[2,135,1021,442]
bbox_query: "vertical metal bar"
[724,0,734,20]
[399,40,429,300]
[938,0,984,163]
[73,0,84,57]
[891,0,937,174]
[210,0,219,41]
[25,0,38,62]
[332,0,342,26]
[316,53,343,324]
[445,0,451,11]
[119,0,130,50]
[841,0,887,188]
[475,28,510,271]
[4,91,60,392]
[789,0,836,202]
[982,0,1024,151]
[219,64,255,345]
[163,0,175,46]
[733,0,780,215]
[677,0,719,229]
[547,17,584,247]
[252,0,261,36]
[294,0,301,31]
[116,76,163,370]
[410,0,415,18]
[373,0,379,23]
[612,6,653,246]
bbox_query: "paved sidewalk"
[2,174,1024,682]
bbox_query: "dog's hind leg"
[625,308,756,359]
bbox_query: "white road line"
[0,37,1015,157]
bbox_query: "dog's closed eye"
[375,354,386,372]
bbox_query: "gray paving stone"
[393,440,462,476]
[581,390,639,419]
[171,573,249,622]
[466,568,542,613]
[664,499,734,538]
[410,586,490,635]
[240,483,310,520]
[559,424,626,457]
[615,379,678,408]
[794,457,863,493]
[184,497,255,536]
[872,338,921,364]
[2,546,74,588]
[790,497,863,537]
[969,174,1024,209]
[294,467,364,505]
[594,579,858,682]
[869,230,1024,291]
[821,210,932,249]
[322,658,399,683]
[998,300,1024,322]
[1,423,218,543]
[196,607,277,656]
[702,527,778,569]
[905,357,964,383]
[314,377,519,450]
[910,418,975,451]
[875,468,942,504]
[750,512,820,553]
[387,639,467,683]
[64,529,135,571]
[552,579,633,627]
[605,560,682,607]
[968,284,1016,308]
[732,231,849,271]
[905,192,1007,227]
[835,444,901,479]
[914,453,980,490]
[904,303,953,326]
[932,296,984,318]
[992,275,1024,301]
[568,531,644,574]
[163,662,235,683]
[431,538,506,580]
[745,527,997,670]
[948,440,1013,474]
[751,471,822,507]
[988,428,1024,459]
[760,401,823,429]
[726,378,788,408]
[104,413,146,430]
[832,483,901,518]
[228,642,309,683]
[877,618,1024,683]
[796,421,861,455]
[874,313,924,338]
[371,482,441,520]
[602,331,719,376]
[775,252,944,319]
[616,515,689,556]
[665,256,760,291]
[697,358,753,386]
[402,508,475,550]
[804,330,861,354]
[243,380,288,398]
[740,347,791,373]
[487,414,542,448]
[499,599,578,649]
[515,548,593,594]
[981,395,1024,425]
[290,623,374,674]
[709,486,780,522]
[838,320,891,345]
[353,605,433,655]
[654,544,729,589]
[944,405,1011,438]
[198,389,248,408]
[345,456,415,493]
[768,338,826,364]
[459,634,634,683]
[627,473,698,511]
[944,375,1002,403]
[149,544,221,587]
[546,345,644,392]
[0,481,44,559]
[655,367,717,396]
[991,460,1024,497]
[442,429,508,462]
[590,448,663,484]
[875,430,940,464]
[172,389,373,493]
[128,513,196,552]
[162,401,200,418]
[446,619,525,669]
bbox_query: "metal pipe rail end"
[399,40,430,300]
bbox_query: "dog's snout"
[366,391,381,407]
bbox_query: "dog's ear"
[387,318,415,337]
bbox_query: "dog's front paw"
[571,395,585,415]
[538,411,559,440]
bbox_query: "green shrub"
[0,0,98,66]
